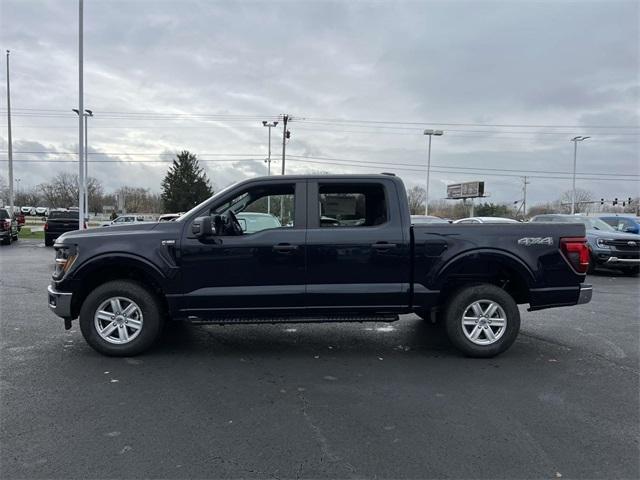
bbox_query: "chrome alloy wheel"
[461,299,507,346]
[94,297,144,345]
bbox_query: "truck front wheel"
[79,280,164,356]
[444,284,520,358]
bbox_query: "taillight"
[560,237,590,274]
[44,223,48,231]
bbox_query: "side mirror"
[191,216,214,238]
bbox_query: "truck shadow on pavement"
[151,317,459,358]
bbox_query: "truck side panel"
[411,223,587,310]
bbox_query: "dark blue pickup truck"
[48,174,591,357]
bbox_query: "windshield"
[578,217,616,231]
[0,209,9,220]
[174,182,240,221]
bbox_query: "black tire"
[44,236,54,247]
[444,284,520,358]
[79,280,164,356]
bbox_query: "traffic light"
[600,198,604,205]
[613,198,618,206]
[623,202,627,207]
[629,197,633,205]
[285,130,291,139]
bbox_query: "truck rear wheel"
[444,284,520,358]
[79,280,164,356]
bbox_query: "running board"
[186,313,400,325]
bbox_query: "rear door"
[305,178,411,311]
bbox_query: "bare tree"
[39,173,103,210]
[558,189,594,214]
[116,186,162,213]
[0,175,8,204]
[15,187,41,207]
[407,185,426,215]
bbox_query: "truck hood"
[56,221,179,244]
[587,229,639,241]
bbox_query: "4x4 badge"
[518,237,553,246]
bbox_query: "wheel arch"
[69,254,169,319]
[434,249,535,306]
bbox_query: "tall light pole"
[5,50,14,217]
[262,120,278,214]
[570,136,590,215]
[73,108,92,221]
[262,120,278,176]
[77,0,85,228]
[84,109,92,216]
[423,129,444,215]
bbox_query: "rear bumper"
[529,283,592,311]
[577,284,592,305]
[47,284,73,319]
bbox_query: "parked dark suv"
[530,214,640,275]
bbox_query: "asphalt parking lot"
[1,239,638,479]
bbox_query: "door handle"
[371,242,397,250]
[273,243,299,253]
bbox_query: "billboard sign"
[447,181,485,199]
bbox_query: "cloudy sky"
[0,0,638,207]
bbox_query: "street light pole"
[570,136,590,215]
[84,109,93,217]
[77,0,85,229]
[5,50,14,218]
[262,120,278,214]
[423,129,444,215]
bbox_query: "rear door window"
[317,183,388,228]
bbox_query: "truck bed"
[411,222,587,310]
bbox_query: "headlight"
[53,245,78,280]
[595,238,611,249]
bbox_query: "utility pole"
[522,176,530,219]
[423,129,444,215]
[281,114,289,174]
[262,120,278,213]
[5,50,14,217]
[77,0,86,228]
[570,136,590,215]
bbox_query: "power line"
[287,155,639,177]
[1,155,637,182]
[1,109,637,129]
[3,150,637,177]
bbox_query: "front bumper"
[47,284,73,319]
[577,284,592,305]
[605,257,640,265]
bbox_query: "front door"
[179,180,307,317]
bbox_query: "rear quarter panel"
[412,222,587,308]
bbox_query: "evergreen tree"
[161,151,213,212]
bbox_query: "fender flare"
[70,252,168,288]
[432,248,536,290]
